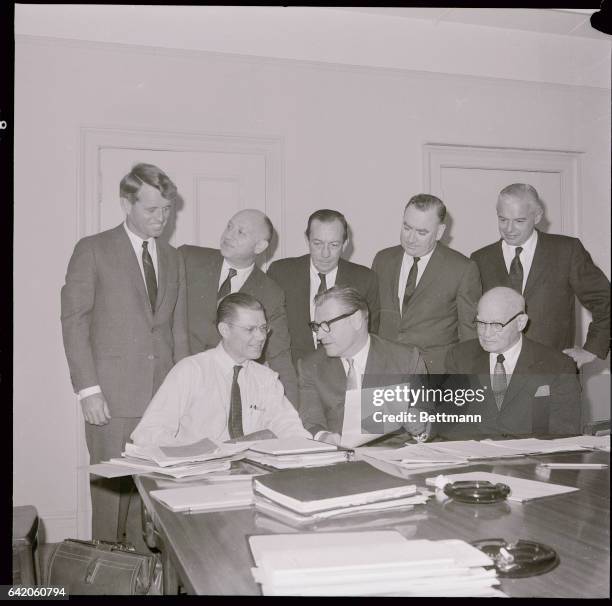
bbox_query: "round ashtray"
[443,480,511,504]
[471,538,560,578]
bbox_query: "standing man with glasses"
[441,287,581,438]
[61,163,189,543]
[268,209,380,366]
[471,183,610,368]
[131,293,310,445]
[179,209,297,406]
[372,194,481,374]
[298,286,428,445]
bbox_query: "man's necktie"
[401,256,420,316]
[218,268,237,301]
[229,365,244,439]
[346,358,359,391]
[142,241,157,312]
[491,353,507,410]
[508,247,524,294]
[317,272,328,296]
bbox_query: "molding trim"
[37,510,79,543]
[16,34,611,94]
[423,143,583,238]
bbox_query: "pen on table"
[537,463,608,469]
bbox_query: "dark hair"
[119,163,178,204]
[498,183,544,212]
[305,209,348,242]
[405,194,446,222]
[314,286,369,319]
[217,292,265,325]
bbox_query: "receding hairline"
[479,287,525,318]
[231,209,273,243]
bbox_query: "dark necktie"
[401,256,420,316]
[508,247,524,294]
[142,241,157,312]
[491,353,507,410]
[218,267,237,301]
[317,272,328,296]
[229,365,244,439]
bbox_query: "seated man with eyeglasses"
[131,292,311,446]
[298,286,428,445]
[441,286,582,439]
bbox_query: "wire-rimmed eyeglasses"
[474,311,524,334]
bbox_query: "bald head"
[219,209,273,268]
[477,287,528,354]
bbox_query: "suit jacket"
[471,231,610,359]
[441,337,582,438]
[297,334,427,435]
[178,245,298,406]
[61,224,189,418]
[372,243,481,374]
[267,255,380,365]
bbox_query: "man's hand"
[403,410,431,441]
[80,393,111,426]
[562,347,597,369]
[316,431,342,446]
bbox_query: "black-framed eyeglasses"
[226,323,270,336]
[308,310,356,334]
[474,311,524,334]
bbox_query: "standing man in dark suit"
[298,286,428,444]
[442,287,582,438]
[372,194,481,374]
[267,209,380,366]
[179,209,298,405]
[471,183,610,368]
[61,163,189,542]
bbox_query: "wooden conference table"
[134,448,610,597]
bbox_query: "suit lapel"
[321,357,348,429]
[502,340,536,409]
[523,231,549,298]
[299,256,313,319]
[241,265,262,292]
[404,244,443,311]
[389,247,404,313]
[113,226,153,320]
[490,241,511,286]
[155,241,168,313]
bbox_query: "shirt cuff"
[314,431,329,442]
[78,385,102,400]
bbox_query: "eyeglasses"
[474,311,524,334]
[226,323,270,336]
[308,310,355,334]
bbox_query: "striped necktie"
[228,365,244,439]
[142,241,157,312]
[508,247,524,294]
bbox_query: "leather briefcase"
[45,539,162,595]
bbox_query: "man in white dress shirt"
[297,287,428,445]
[131,293,310,446]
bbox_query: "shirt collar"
[123,221,155,249]
[345,334,371,369]
[402,243,436,264]
[310,260,339,283]
[221,258,254,276]
[501,229,538,256]
[490,335,523,364]
[215,341,251,373]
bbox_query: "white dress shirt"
[397,246,436,313]
[130,343,310,446]
[501,230,538,293]
[218,260,254,293]
[488,336,523,380]
[309,261,339,346]
[78,223,160,400]
[340,335,371,392]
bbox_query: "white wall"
[14,32,610,540]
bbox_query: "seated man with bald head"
[441,287,582,439]
[131,293,310,446]
[179,209,298,405]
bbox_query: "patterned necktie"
[317,272,328,296]
[346,358,359,391]
[508,247,524,294]
[142,241,157,312]
[218,267,237,301]
[228,365,244,439]
[491,353,507,410]
[402,256,420,316]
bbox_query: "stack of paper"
[249,531,504,596]
[482,437,588,455]
[545,435,610,452]
[357,443,468,470]
[244,438,349,469]
[104,457,232,479]
[425,471,579,502]
[150,482,253,513]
